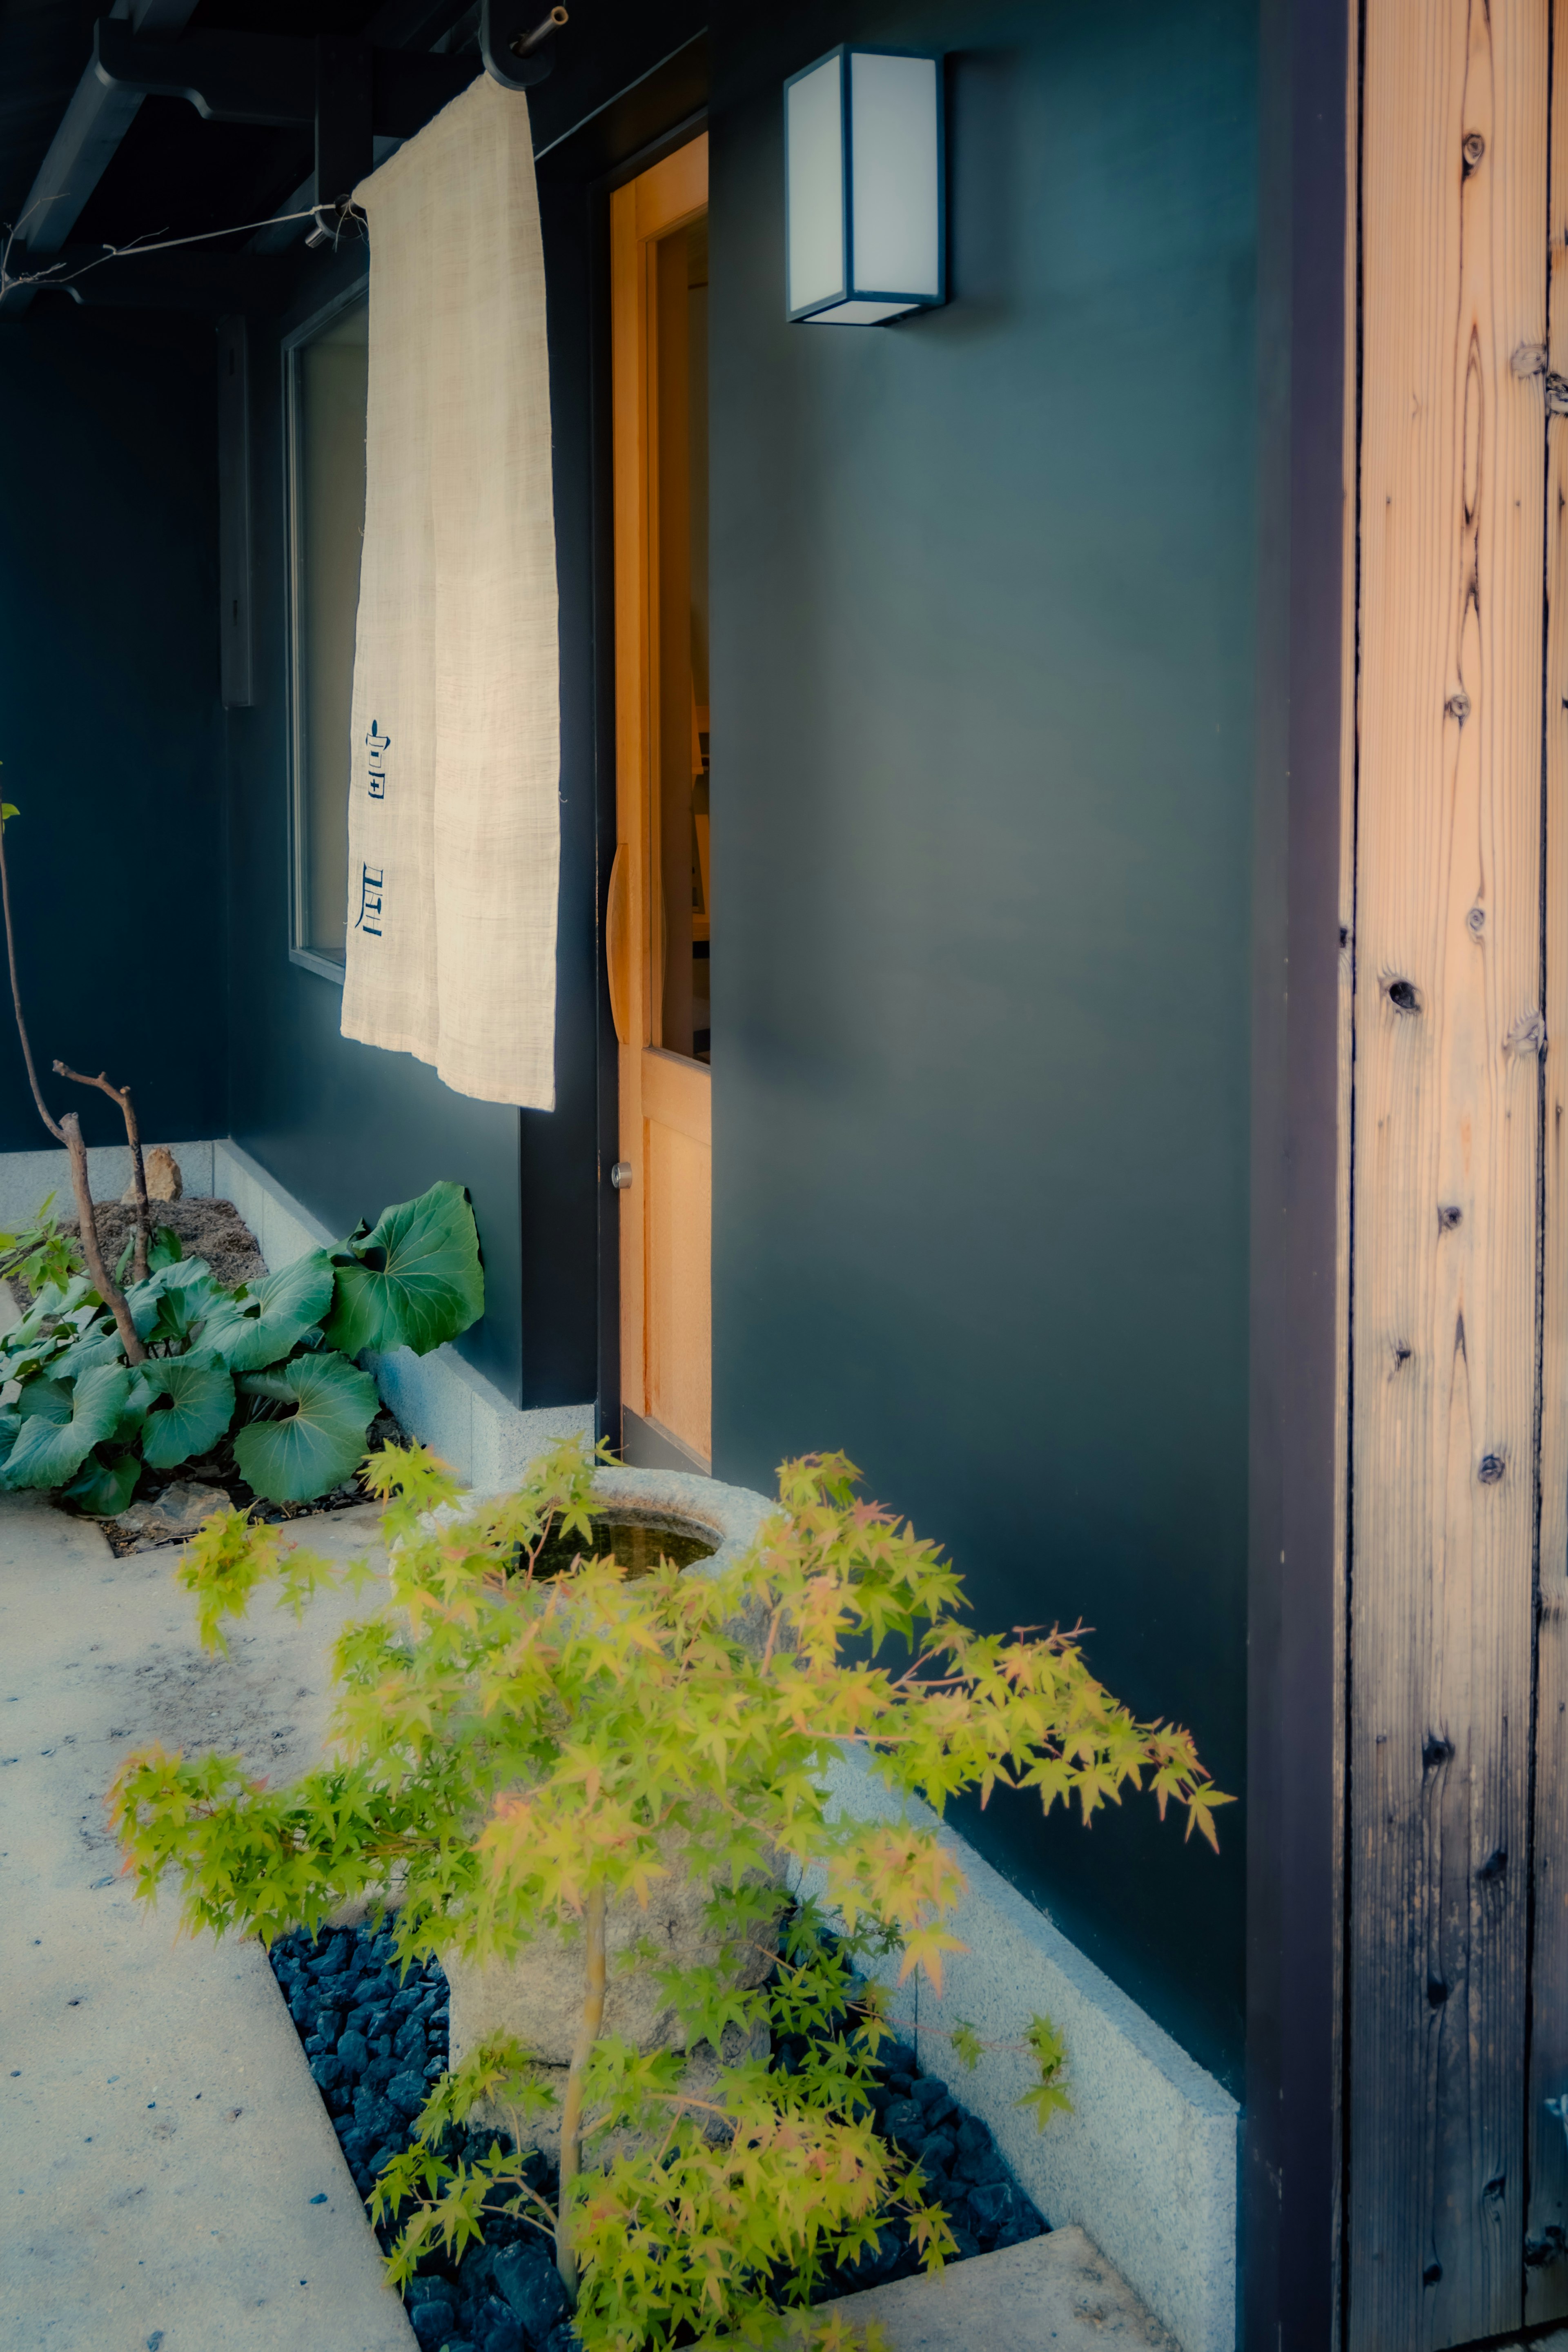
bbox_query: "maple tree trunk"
[555,1882,606,2307]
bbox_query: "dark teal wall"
[708,0,1258,2089]
[0,310,226,1156]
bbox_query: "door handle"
[606,842,630,1045]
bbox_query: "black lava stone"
[881,2098,926,2150]
[409,2301,455,2347]
[493,2244,569,2338]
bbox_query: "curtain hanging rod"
[481,2,569,91]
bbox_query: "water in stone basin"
[526,1516,718,1581]
[270,1920,1047,2352]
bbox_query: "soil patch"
[28,1197,270,1300]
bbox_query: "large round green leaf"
[127,1261,230,1352]
[16,1375,73,1423]
[50,1323,122,1382]
[62,1447,139,1517]
[138,1352,236,1470]
[232,1350,379,1503]
[201,1250,335,1372]
[323,1181,483,1359]
[2,1364,133,1490]
[18,1273,92,1328]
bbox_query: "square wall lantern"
[784,46,946,325]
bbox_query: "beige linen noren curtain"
[340,73,559,1110]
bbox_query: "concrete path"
[807,2227,1178,2349]
[0,1489,416,2352]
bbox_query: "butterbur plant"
[110,1442,1230,2350]
[0,1180,483,1511]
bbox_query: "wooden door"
[608,138,711,1470]
[1344,4,1557,2345]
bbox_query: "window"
[285,289,369,975]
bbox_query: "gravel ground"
[268,1919,1047,2352]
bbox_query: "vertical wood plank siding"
[1348,2,1549,2346]
[1526,0,1568,2321]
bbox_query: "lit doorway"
[608,135,710,1470]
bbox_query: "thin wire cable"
[0,202,357,303]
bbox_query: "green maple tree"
[110,1440,1229,2349]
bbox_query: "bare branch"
[59,1113,146,1365]
[54,1060,150,1282]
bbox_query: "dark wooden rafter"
[16,0,199,263]
[3,1,566,313]
[87,21,477,143]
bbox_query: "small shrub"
[0,1179,483,1507]
[111,1440,1229,2349]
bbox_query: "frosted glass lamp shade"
[784,46,945,325]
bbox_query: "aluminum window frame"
[282,274,370,985]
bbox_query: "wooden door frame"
[608,134,709,1460]
[1245,1,1357,2347]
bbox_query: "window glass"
[289,294,369,969]
[654,216,711,1062]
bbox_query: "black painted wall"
[0,310,226,1156]
[708,0,1258,2089]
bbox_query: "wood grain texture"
[1348,4,1549,2347]
[606,843,630,1047]
[610,138,710,1460]
[642,1045,712,1151]
[610,172,648,1423]
[646,1115,712,1462]
[1526,0,1568,2319]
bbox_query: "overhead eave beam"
[19,0,200,259]
[87,24,477,141]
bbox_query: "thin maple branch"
[53,1061,150,1283]
[556,1880,606,2306]
[488,2136,558,2228]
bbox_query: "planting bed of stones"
[270,1920,1048,2352]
